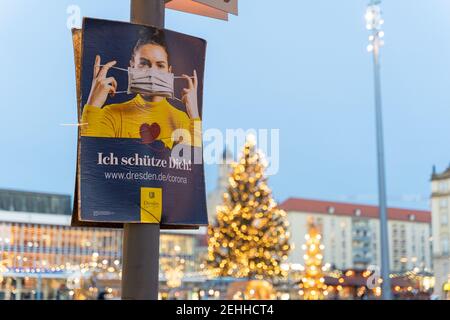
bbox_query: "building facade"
[431,166,450,299]
[280,198,432,273]
[0,189,207,300]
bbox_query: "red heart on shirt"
[140,123,161,144]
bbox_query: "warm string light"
[0,224,124,300]
[299,224,327,300]
[0,253,122,277]
[207,139,291,281]
[161,245,186,289]
[0,250,123,300]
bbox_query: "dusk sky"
[1,0,450,210]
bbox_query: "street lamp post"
[365,0,392,300]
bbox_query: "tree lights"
[299,223,326,300]
[207,138,291,280]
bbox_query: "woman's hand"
[181,70,200,119]
[86,55,118,108]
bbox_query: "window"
[442,238,449,255]
[440,198,448,209]
[439,182,448,192]
[441,211,449,225]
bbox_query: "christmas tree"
[207,137,290,280]
[299,222,326,300]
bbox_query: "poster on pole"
[71,18,208,228]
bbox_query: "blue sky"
[1,0,450,210]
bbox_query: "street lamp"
[366,2,385,53]
[365,0,392,300]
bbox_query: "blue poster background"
[75,18,208,227]
[80,137,207,225]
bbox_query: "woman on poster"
[81,29,202,149]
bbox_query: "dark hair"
[132,28,170,62]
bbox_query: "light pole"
[365,0,392,299]
[121,0,165,300]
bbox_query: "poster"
[72,18,208,228]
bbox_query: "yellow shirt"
[81,95,202,149]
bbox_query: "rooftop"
[279,197,430,223]
[431,165,450,181]
[0,189,71,215]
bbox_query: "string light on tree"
[207,137,291,280]
[299,222,326,300]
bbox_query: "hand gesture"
[86,55,117,108]
[181,70,200,119]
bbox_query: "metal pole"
[372,33,392,300]
[130,0,165,26]
[121,0,165,300]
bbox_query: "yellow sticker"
[140,187,162,223]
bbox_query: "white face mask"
[127,67,174,98]
[105,65,189,101]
